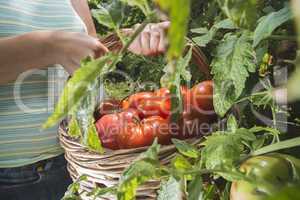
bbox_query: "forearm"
[71,0,97,37]
[0,31,54,84]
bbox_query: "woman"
[0,0,168,199]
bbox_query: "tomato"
[137,97,171,119]
[121,99,130,110]
[95,113,120,150]
[141,116,171,145]
[95,109,140,149]
[94,99,121,121]
[117,122,149,149]
[127,92,155,109]
[230,153,300,200]
[190,80,214,114]
[154,87,171,98]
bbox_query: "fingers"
[156,21,170,30]
[127,21,170,56]
[150,31,160,55]
[140,31,151,55]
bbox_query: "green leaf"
[217,0,258,29]
[121,0,150,15]
[138,138,160,160]
[252,137,300,156]
[191,27,209,34]
[157,177,184,200]
[155,0,190,60]
[87,187,117,199]
[235,128,257,142]
[117,140,161,200]
[253,5,293,47]
[171,154,192,172]
[172,139,199,158]
[178,47,193,82]
[118,159,159,200]
[227,115,238,132]
[92,6,115,29]
[249,126,281,139]
[84,120,103,153]
[92,1,124,29]
[43,54,115,129]
[193,19,237,47]
[201,133,242,169]
[68,117,82,138]
[187,175,204,200]
[211,31,256,116]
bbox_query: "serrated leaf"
[193,19,237,47]
[155,0,190,60]
[227,115,238,133]
[92,1,124,30]
[253,5,293,47]
[43,54,115,129]
[172,139,199,158]
[68,117,82,138]
[118,159,159,200]
[235,128,257,142]
[191,27,208,34]
[157,177,183,200]
[92,6,115,29]
[171,154,192,171]
[121,0,150,15]
[211,31,256,116]
[138,138,160,160]
[118,141,161,200]
[84,120,103,153]
[217,0,258,29]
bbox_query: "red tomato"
[94,99,121,121]
[127,92,155,109]
[117,122,147,149]
[190,80,214,114]
[95,109,140,149]
[95,113,120,150]
[137,98,171,119]
[121,99,130,110]
[141,116,171,145]
[154,87,171,98]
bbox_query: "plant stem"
[120,15,153,54]
[103,14,154,73]
[252,136,300,156]
[269,35,298,41]
[235,91,270,104]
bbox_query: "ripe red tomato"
[95,113,120,150]
[190,80,214,114]
[117,122,149,149]
[137,97,171,119]
[141,116,171,145]
[94,99,121,121]
[127,92,155,109]
[95,109,140,149]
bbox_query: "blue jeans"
[0,155,72,200]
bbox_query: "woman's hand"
[45,31,108,74]
[128,21,170,56]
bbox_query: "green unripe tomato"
[230,153,300,200]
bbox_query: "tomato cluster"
[95,80,215,150]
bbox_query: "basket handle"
[99,33,211,80]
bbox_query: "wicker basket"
[59,34,210,200]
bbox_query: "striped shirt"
[0,0,87,168]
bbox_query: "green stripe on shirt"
[0,0,86,168]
